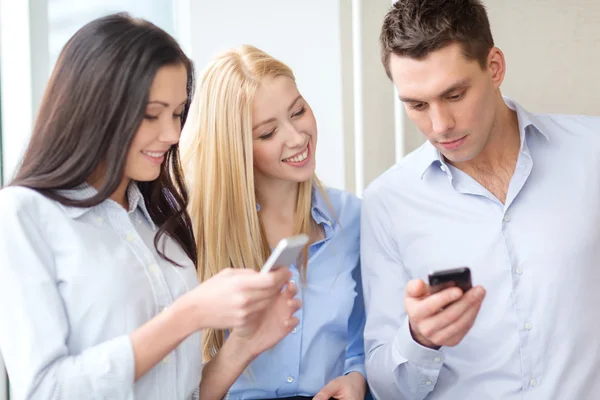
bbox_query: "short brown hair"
[380,0,494,78]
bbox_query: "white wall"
[486,0,600,115]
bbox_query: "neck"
[255,178,299,218]
[451,96,520,172]
[88,169,130,209]
[110,178,131,209]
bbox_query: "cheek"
[252,143,279,169]
[407,109,433,136]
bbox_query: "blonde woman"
[181,46,367,400]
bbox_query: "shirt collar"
[310,186,335,229]
[255,186,336,229]
[57,182,155,229]
[418,96,549,179]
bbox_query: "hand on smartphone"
[404,279,486,349]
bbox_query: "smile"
[282,147,309,163]
[142,150,167,158]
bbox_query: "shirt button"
[503,215,511,222]
[525,322,532,330]
[530,379,537,387]
[291,327,297,334]
[425,380,432,385]
[149,264,160,273]
[440,165,447,172]
[126,233,135,242]
[434,357,441,363]
[162,354,171,364]
[286,376,294,383]
[96,217,104,224]
[162,306,168,313]
[515,267,523,275]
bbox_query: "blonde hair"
[181,45,326,361]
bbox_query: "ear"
[487,47,506,89]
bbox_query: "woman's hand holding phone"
[178,267,293,334]
[229,280,301,359]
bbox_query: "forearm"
[130,296,198,380]
[199,335,255,400]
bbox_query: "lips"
[439,136,467,150]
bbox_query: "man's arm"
[360,188,445,400]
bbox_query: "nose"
[284,122,306,148]
[429,104,455,135]
[159,118,181,145]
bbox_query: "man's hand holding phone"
[405,267,486,349]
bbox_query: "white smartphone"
[260,234,310,273]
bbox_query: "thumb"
[314,380,340,400]
[406,279,428,298]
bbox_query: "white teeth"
[283,148,308,163]
[143,151,165,158]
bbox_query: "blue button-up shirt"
[228,187,366,399]
[0,183,202,399]
[361,98,600,400]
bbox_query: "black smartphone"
[428,267,472,294]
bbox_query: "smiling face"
[251,75,317,188]
[123,63,189,182]
[390,43,504,164]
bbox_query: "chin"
[132,171,162,183]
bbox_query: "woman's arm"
[0,193,292,399]
[199,282,301,400]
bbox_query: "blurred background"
[1,1,599,398]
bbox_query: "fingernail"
[473,287,484,298]
[451,288,462,300]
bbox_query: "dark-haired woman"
[0,14,299,400]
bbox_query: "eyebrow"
[252,95,303,130]
[147,99,188,107]
[398,79,471,103]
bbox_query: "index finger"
[409,286,463,320]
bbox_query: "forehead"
[149,63,188,100]
[253,75,300,118]
[390,43,483,100]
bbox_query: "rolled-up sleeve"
[0,192,135,400]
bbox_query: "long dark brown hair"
[9,13,197,267]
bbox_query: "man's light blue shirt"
[361,98,600,399]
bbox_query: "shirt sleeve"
[0,191,135,400]
[343,258,366,378]
[360,187,444,400]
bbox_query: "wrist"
[171,292,204,336]
[409,320,441,350]
[224,332,258,363]
[346,371,367,391]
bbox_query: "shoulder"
[362,142,431,209]
[0,186,50,213]
[0,186,64,227]
[534,112,600,141]
[315,186,361,232]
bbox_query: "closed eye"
[410,102,427,111]
[259,130,275,140]
[292,107,306,118]
[447,90,466,101]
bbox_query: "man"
[360,1,600,399]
